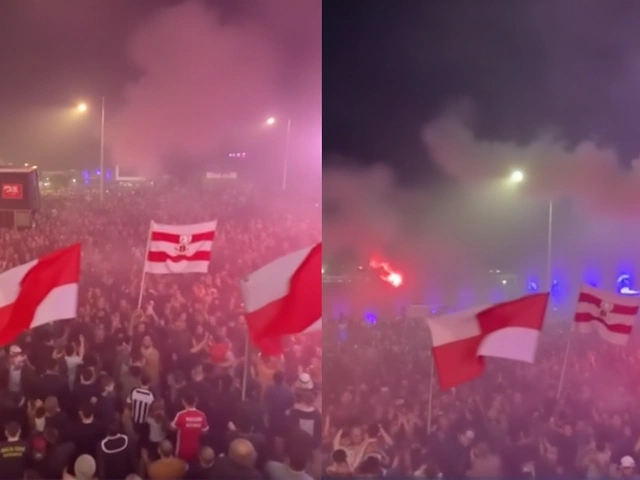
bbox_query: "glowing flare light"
[369,259,404,288]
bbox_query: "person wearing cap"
[619,456,639,479]
[294,372,314,391]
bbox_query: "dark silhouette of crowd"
[324,310,640,479]
[0,182,321,480]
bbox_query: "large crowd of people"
[323,309,640,479]
[0,182,321,480]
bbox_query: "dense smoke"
[107,0,319,176]
[323,162,482,303]
[423,101,640,216]
[325,102,640,303]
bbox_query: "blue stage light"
[617,274,639,295]
[364,312,377,325]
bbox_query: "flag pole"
[556,328,573,398]
[241,334,250,400]
[427,354,435,433]
[137,221,152,309]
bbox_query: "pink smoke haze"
[325,98,640,306]
[108,0,318,174]
[422,101,639,216]
[323,162,482,302]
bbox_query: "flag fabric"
[574,284,640,345]
[241,243,321,355]
[145,221,217,274]
[426,293,549,389]
[0,244,81,346]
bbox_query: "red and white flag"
[145,221,217,274]
[0,244,80,346]
[241,243,321,355]
[426,293,549,389]
[574,284,640,345]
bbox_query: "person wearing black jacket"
[97,421,138,480]
[0,421,29,480]
[64,403,105,460]
[33,359,70,411]
[72,365,101,412]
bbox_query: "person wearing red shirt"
[170,390,209,462]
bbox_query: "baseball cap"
[75,454,96,479]
[9,345,22,356]
[621,456,636,468]
[31,436,46,453]
[295,372,314,390]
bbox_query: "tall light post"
[77,97,106,203]
[266,116,292,191]
[508,170,553,290]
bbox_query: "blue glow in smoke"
[583,267,600,288]
[364,312,377,325]
[617,274,639,296]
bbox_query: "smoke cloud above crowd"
[422,101,640,217]
[107,0,320,175]
[325,103,640,301]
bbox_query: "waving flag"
[144,220,217,274]
[242,243,321,354]
[427,293,549,389]
[0,244,81,346]
[574,284,640,345]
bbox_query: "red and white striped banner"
[144,220,217,274]
[574,284,640,345]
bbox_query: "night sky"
[323,1,640,185]
[0,0,320,176]
[0,0,171,169]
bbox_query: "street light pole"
[99,96,105,204]
[508,171,554,290]
[282,117,291,191]
[546,200,553,291]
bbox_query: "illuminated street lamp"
[77,98,107,203]
[509,170,524,183]
[266,116,292,191]
[508,170,553,291]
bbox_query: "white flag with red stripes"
[144,220,217,274]
[574,284,640,345]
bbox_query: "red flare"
[369,259,403,288]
